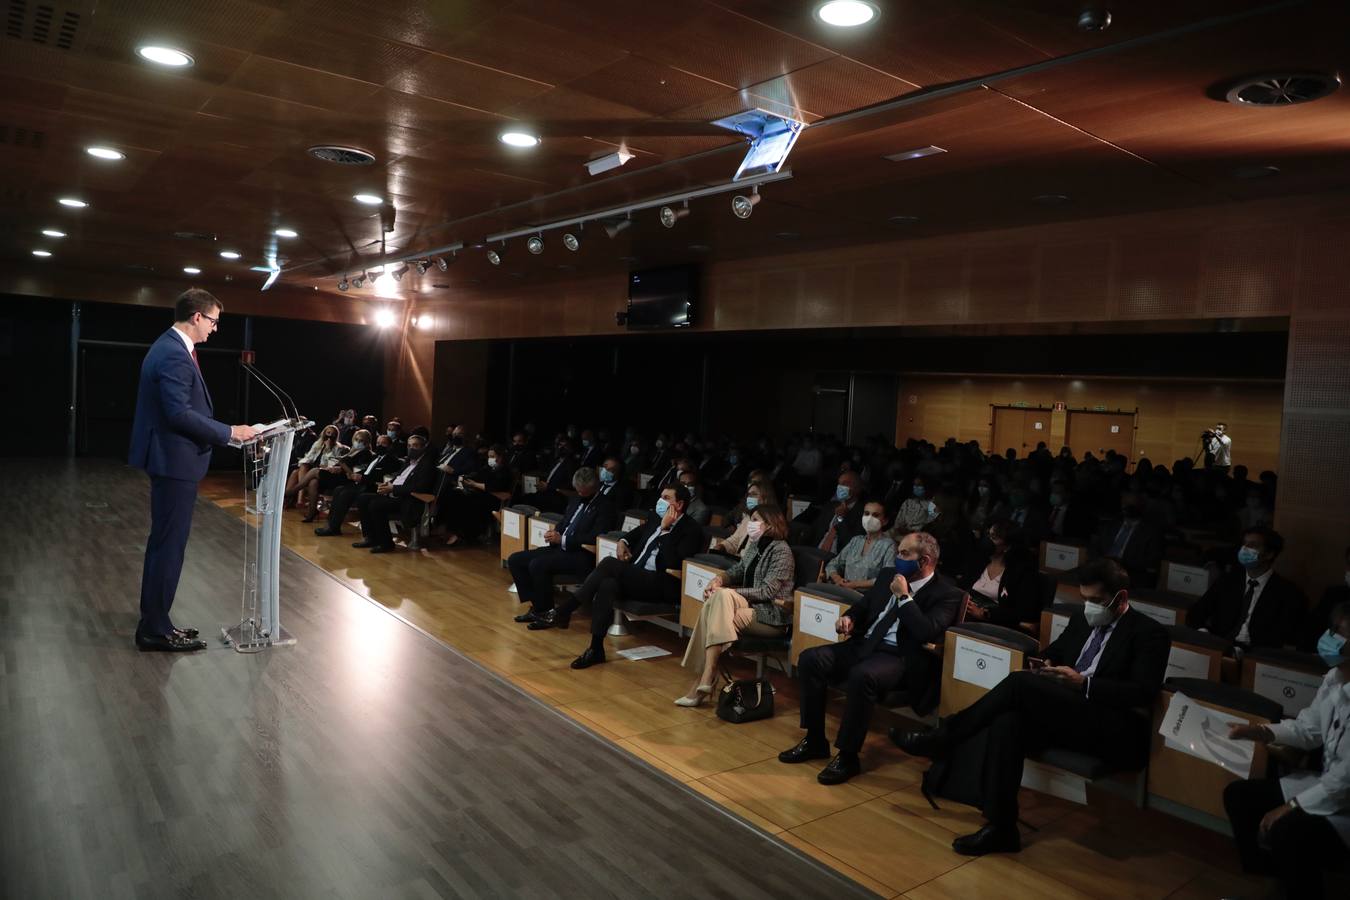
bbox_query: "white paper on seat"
[1165,563,1209,596]
[502,511,521,539]
[1049,613,1069,644]
[1166,646,1212,681]
[616,645,671,661]
[798,596,842,641]
[521,474,538,494]
[638,473,653,489]
[790,498,811,520]
[1159,692,1253,778]
[684,564,717,601]
[952,636,1012,690]
[622,515,642,532]
[596,537,618,562]
[1251,663,1322,716]
[507,584,517,594]
[528,518,550,548]
[1130,600,1177,627]
[1042,542,1080,571]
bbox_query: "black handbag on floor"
[715,672,774,724]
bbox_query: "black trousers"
[506,547,595,613]
[356,492,420,548]
[325,482,370,531]
[944,671,1146,827]
[138,475,198,636]
[1224,778,1342,900]
[561,557,675,650]
[798,641,907,755]
[436,489,499,538]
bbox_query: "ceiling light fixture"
[219,250,241,260]
[274,227,298,238]
[487,245,504,266]
[42,229,66,238]
[136,45,194,67]
[1076,6,1112,32]
[562,232,580,251]
[32,249,52,258]
[415,315,434,331]
[86,146,126,161]
[352,273,366,288]
[527,235,544,255]
[603,215,632,239]
[353,193,383,205]
[814,1,879,28]
[585,149,634,176]
[338,275,349,291]
[414,260,428,275]
[391,264,409,282]
[183,266,202,275]
[731,187,760,219]
[434,255,451,271]
[58,197,88,208]
[499,131,541,148]
[659,203,690,229]
[373,309,396,328]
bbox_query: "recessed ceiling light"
[499,131,540,148]
[58,197,88,208]
[137,45,194,67]
[183,266,201,275]
[353,193,383,205]
[814,1,879,28]
[42,229,66,238]
[274,228,298,238]
[32,249,52,258]
[86,146,126,161]
[219,250,241,260]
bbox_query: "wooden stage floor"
[1,459,1266,898]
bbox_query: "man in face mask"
[578,429,604,468]
[1186,527,1307,650]
[894,557,1171,856]
[352,434,436,553]
[1300,545,1350,652]
[315,431,403,537]
[596,455,633,509]
[797,471,865,552]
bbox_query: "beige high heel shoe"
[674,677,718,707]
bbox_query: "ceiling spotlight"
[434,255,451,271]
[86,146,125,161]
[353,193,383,205]
[1076,6,1112,32]
[585,149,634,176]
[274,227,298,238]
[562,232,580,251]
[219,250,241,260]
[603,215,632,239]
[136,45,194,67]
[659,203,690,229]
[184,266,202,275]
[373,309,397,328]
[499,131,541,148]
[731,187,761,219]
[58,197,88,208]
[487,247,504,266]
[391,264,409,282]
[32,249,52,258]
[527,235,544,255]
[42,229,66,238]
[414,259,429,275]
[415,315,434,331]
[814,1,879,28]
[338,275,349,291]
[351,274,366,288]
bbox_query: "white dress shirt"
[170,325,195,358]
[1269,667,1350,846]
[628,516,681,571]
[391,460,418,486]
[867,572,934,647]
[1235,568,1274,645]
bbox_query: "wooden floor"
[0,460,877,900]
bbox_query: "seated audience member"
[437,443,515,546]
[1045,477,1092,541]
[962,519,1043,627]
[824,500,896,591]
[509,468,614,622]
[719,446,752,502]
[965,476,1006,536]
[352,433,436,553]
[435,424,476,476]
[893,558,1170,856]
[1005,487,1047,547]
[530,438,578,513]
[896,477,940,533]
[507,432,538,474]
[539,486,702,660]
[677,504,795,706]
[1302,545,1350,651]
[287,424,349,522]
[680,469,712,526]
[801,471,865,553]
[332,408,358,444]
[596,455,634,509]
[780,532,963,785]
[1186,526,1306,650]
[1090,496,1162,588]
[315,432,400,536]
[385,419,407,456]
[623,437,646,477]
[713,481,777,555]
[578,429,605,468]
[1224,601,1349,900]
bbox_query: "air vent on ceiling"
[307,145,376,166]
[6,1,81,50]
[173,230,217,241]
[1225,72,1340,107]
[0,124,45,149]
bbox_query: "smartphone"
[1026,657,1048,671]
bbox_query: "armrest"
[582,544,596,554]
[666,569,680,579]
[411,492,435,503]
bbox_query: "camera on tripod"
[1201,429,1215,442]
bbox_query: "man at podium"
[128,289,257,652]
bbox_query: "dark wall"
[0,297,71,457]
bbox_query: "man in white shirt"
[1207,422,1232,471]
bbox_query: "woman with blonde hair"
[286,424,348,521]
[712,479,779,555]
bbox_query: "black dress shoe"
[369,544,395,554]
[136,632,208,653]
[889,725,951,759]
[817,754,862,785]
[528,609,570,630]
[352,540,375,548]
[173,627,200,640]
[777,737,832,764]
[513,610,541,624]
[570,647,605,669]
[314,526,341,537]
[952,824,1021,856]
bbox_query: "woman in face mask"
[436,443,515,546]
[1224,602,1350,899]
[965,476,1004,536]
[713,481,778,555]
[824,501,895,591]
[677,505,795,706]
[287,424,349,521]
[896,478,940,534]
[963,519,1042,627]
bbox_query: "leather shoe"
[528,609,570,630]
[570,647,605,669]
[514,610,541,624]
[889,725,951,759]
[314,526,341,537]
[369,544,395,553]
[352,540,375,548]
[135,632,207,653]
[817,754,862,785]
[173,626,200,640]
[777,737,832,764]
[952,824,1021,856]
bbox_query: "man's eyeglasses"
[199,312,219,327]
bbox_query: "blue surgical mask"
[353,441,367,452]
[599,468,615,484]
[1316,629,1347,667]
[387,430,397,440]
[744,496,759,510]
[912,485,926,498]
[1237,546,1261,568]
[728,454,738,465]
[655,498,671,517]
[894,555,920,578]
[835,484,851,502]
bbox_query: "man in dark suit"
[779,531,965,785]
[894,557,1171,856]
[314,432,403,537]
[578,429,605,469]
[536,486,703,668]
[507,432,538,476]
[1186,527,1306,650]
[1091,498,1163,588]
[352,433,436,553]
[128,289,257,652]
[509,467,615,621]
[530,438,578,513]
[797,471,865,552]
[596,455,634,510]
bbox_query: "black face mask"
[451,435,464,446]
[407,447,424,460]
[377,444,392,454]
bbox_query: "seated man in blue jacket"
[509,467,615,623]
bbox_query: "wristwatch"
[1288,797,1301,812]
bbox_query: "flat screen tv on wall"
[626,265,697,330]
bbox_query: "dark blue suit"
[508,493,615,614]
[129,329,232,636]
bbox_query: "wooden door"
[1066,411,1135,460]
[992,408,1051,458]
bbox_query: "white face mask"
[861,514,882,534]
[746,520,765,539]
[1083,591,1123,628]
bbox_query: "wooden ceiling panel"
[438,11,629,87]
[79,0,283,56]
[387,52,553,115]
[560,57,734,117]
[224,56,384,112]
[251,25,426,89]
[60,87,197,144]
[745,57,916,120]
